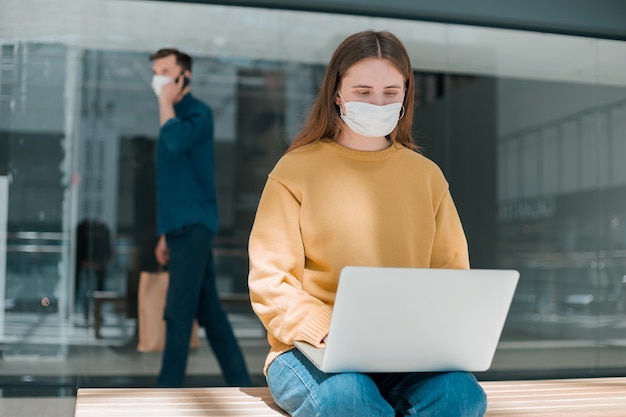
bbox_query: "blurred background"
[1,0,626,401]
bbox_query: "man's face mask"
[151,75,174,97]
[338,92,403,138]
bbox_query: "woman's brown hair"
[287,30,417,152]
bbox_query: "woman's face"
[335,57,405,108]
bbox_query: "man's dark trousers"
[157,223,251,387]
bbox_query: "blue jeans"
[156,223,251,387]
[267,349,486,417]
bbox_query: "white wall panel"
[560,120,579,193]
[541,126,560,195]
[609,105,626,186]
[520,132,539,198]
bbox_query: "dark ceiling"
[143,0,626,41]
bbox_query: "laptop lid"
[295,266,519,373]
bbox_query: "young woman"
[248,30,487,417]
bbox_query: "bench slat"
[75,387,287,417]
[74,378,626,417]
[480,378,626,416]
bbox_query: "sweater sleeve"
[248,176,332,348]
[430,188,470,269]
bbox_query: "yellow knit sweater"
[248,139,469,374]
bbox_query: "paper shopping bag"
[137,270,200,352]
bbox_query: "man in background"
[149,48,251,388]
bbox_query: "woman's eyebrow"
[350,83,403,89]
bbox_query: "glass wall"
[1,0,626,391]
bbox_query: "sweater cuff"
[298,308,333,347]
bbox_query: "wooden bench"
[92,292,252,339]
[74,377,626,416]
[480,377,626,416]
[91,291,127,339]
[219,292,253,306]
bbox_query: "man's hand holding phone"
[159,74,185,105]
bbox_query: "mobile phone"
[177,73,190,88]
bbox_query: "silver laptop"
[294,266,519,373]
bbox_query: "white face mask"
[151,75,174,97]
[338,92,403,138]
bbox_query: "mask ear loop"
[398,105,405,120]
[338,104,347,117]
[337,91,347,117]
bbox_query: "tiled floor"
[0,310,269,416]
[1,398,76,417]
